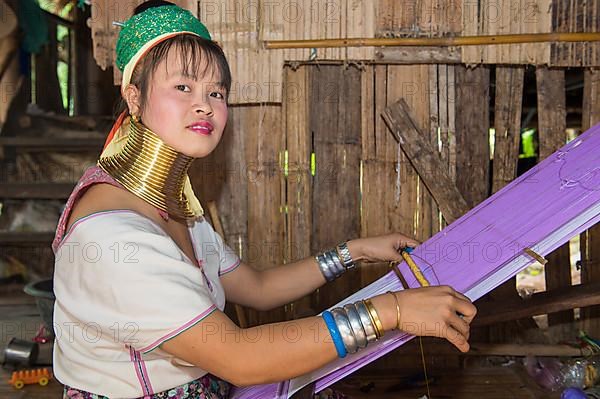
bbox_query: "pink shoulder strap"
[52,166,122,253]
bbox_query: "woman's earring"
[131,114,139,123]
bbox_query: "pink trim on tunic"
[129,346,154,396]
[52,166,124,254]
[139,305,217,353]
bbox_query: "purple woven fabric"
[231,123,600,398]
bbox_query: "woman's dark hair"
[115,1,232,116]
[134,0,175,14]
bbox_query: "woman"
[52,2,476,398]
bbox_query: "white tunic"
[52,210,240,398]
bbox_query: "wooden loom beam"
[474,281,600,327]
[399,340,594,357]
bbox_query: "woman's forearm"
[257,241,363,311]
[238,293,395,386]
[257,257,326,310]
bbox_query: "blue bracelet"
[322,310,347,358]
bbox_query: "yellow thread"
[402,250,430,287]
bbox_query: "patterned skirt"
[63,375,350,399]
[64,374,230,399]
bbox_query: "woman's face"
[133,47,228,158]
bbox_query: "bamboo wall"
[88,0,600,104]
[80,0,600,368]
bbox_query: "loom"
[231,122,600,398]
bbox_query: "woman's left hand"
[347,233,420,263]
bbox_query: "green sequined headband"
[115,5,211,72]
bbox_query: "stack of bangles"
[315,242,355,282]
[316,243,402,357]
[321,294,400,357]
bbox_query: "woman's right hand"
[372,285,477,352]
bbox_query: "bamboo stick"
[264,32,600,49]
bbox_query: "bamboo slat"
[265,32,600,49]
[551,0,600,66]
[461,0,553,65]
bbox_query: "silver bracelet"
[316,249,347,281]
[324,250,345,278]
[336,242,355,269]
[331,308,358,354]
[315,254,335,282]
[328,249,346,274]
[343,303,368,349]
[355,301,378,343]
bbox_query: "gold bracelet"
[363,299,384,339]
[386,291,401,331]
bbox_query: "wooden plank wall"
[454,65,490,208]
[190,104,286,326]
[283,66,313,319]
[189,63,596,355]
[309,66,362,309]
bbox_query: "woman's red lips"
[187,121,214,135]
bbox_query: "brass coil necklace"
[98,117,195,221]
